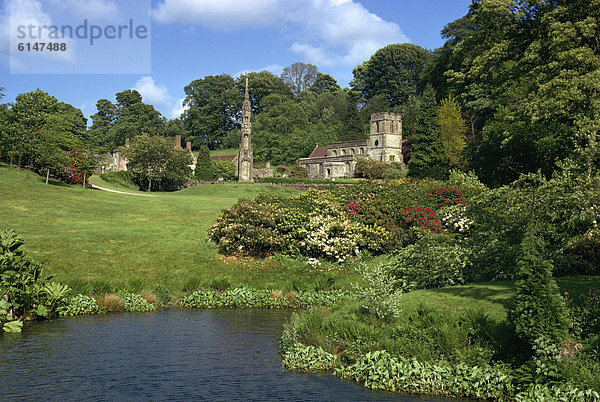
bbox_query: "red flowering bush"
[399,206,443,233]
[428,186,469,207]
[59,150,97,185]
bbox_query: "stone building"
[299,112,404,179]
[107,133,197,173]
[233,78,273,181]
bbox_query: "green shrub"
[213,160,236,181]
[282,343,337,372]
[0,229,70,331]
[122,293,156,312]
[337,350,514,400]
[194,144,215,181]
[178,287,351,309]
[59,294,102,316]
[385,233,469,291]
[354,262,402,322]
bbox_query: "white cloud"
[152,0,408,68]
[132,76,187,119]
[286,0,408,67]
[152,0,280,30]
[7,0,76,64]
[47,0,119,20]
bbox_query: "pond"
[0,309,449,400]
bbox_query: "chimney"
[186,141,192,151]
[141,132,148,136]
[174,135,181,149]
[125,138,130,147]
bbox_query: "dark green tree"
[123,135,192,191]
[88,99,118,150]
[183,75,240,149]
[509,220,570,348]
[350,43,430,107]
[108,90,165,148]
[236,71,292,115]
[310,72,342,95]
[195,144,215,181]
[407,85,448,179]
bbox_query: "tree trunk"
[83,173,86,188]
[147,178,151,192]
[45,169,49,185]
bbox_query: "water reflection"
[0,309,445,401]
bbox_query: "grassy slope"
[2,164,597,304]
[0,165,310,291]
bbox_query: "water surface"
[0,309,447,400]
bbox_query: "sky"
[0,0,472,122]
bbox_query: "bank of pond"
[2,284,599,401]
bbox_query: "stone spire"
[237,78,253,182]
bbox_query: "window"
[341,149,346,156]
[389,155,395,161]
[374,140,379,146]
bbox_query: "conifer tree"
[407,85,448,179]
[195,144,215,181]
[509,220,570,349]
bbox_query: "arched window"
[341,149,346,156]
[332,149,337,156]
[374,140,379,147]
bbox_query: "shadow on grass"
[435,280,515,310]
[47,179,72,187]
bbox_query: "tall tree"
[438,0,600,185]
[310,72,342,94]
[439,95,467,169]
[182,74,239,149]
[407,85,448,179]
[350,43,430,107]
[108,90,165,148]
[88,99,118,150]
[281,62,318,96]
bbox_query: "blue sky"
[0,0,472,121]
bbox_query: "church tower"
[238,78,253,182]
[367,112,403,166]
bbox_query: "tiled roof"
[308,145,328,158]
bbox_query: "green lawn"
[0,164,317,293]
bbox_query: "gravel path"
[90,183,157,197]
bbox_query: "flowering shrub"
[440,204,473,233]
[207,200,284,257]
[303,215,361,262]
[399,206,442,234]
[428,186,469,207]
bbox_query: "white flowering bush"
[441,204,473,233]
[303,215,362,262]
